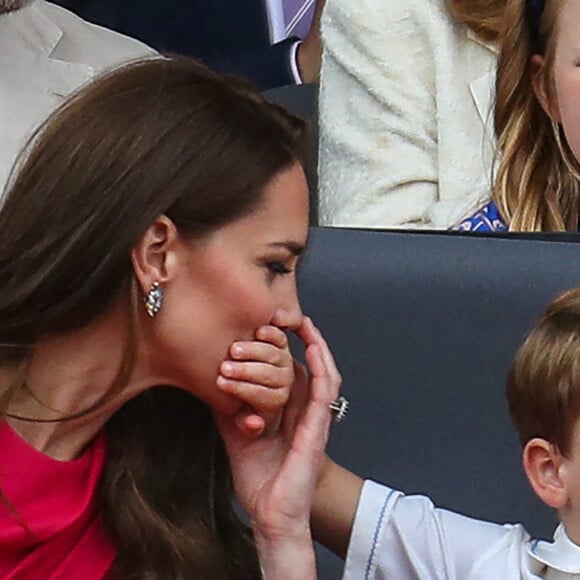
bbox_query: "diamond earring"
[144,281,164,318]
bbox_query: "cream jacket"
[0,1,155,195]
[318,0,497,229]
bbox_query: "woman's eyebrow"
[267,241,305,256]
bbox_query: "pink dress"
[0,421,116,579]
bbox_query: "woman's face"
[152,162,309,414]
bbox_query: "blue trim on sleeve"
[365,488,397,580]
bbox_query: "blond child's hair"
[492,0,580,231]
[508,289,580,456]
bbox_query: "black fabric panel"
[53,0,295,90]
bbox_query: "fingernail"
[221,362,233,375]
[216,375,228,387]
[232,344,243,356]
[256,326,269,337]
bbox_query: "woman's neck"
[3,305,158,461]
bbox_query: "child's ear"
[523,438,567,509]
[530,54,561,123]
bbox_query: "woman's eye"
[267,261,292,275]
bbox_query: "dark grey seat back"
[295,227,580,578]
[263,83,319,224]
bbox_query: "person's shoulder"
[325,0,454,30]
[36,0,156,67]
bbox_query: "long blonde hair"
[492,0,579,231]
[444,0,507,43]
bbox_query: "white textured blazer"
[0,1,155,195]
[318,0,498,229]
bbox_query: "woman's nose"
[271,298,304,331]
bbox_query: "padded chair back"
[263,83,319,224]
[295,227,580,579]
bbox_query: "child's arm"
[311,456,363,558]
[213,323,520,578]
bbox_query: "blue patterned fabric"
[456,201,508,232]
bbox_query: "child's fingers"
[235,409,266,437]
[217,376,291,411]
[213,408,266,454]
[254,325,290,349]
[220,360,293,388]
[229,340,291,367]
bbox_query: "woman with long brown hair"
[0,56,341,579]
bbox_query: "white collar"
[0,1,62,57]
[527,524,580,575]
[0,1,94,97]
[465,28,498,54]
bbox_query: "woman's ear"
[523,437,568,509]
[530,54,561,123]
[131,215,180,293]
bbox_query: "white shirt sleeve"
[344,481,531,580]
[288,39,303,84]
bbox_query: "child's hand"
[213,316,342,574]
[217,324,294,436]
